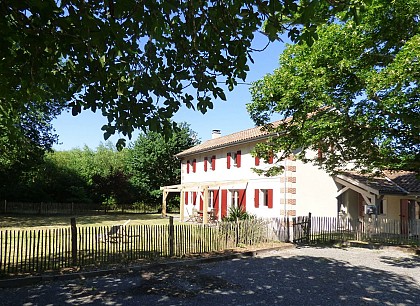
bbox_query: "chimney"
[211,129,221,139]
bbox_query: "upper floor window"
[211,155,216,170]
[227,151,241,169]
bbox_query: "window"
[231,190,239,207]
[378,199,387,215]
[227,151,241,168]
[233,150,241,167]
[255,189,273,208]
[208,191,214,209]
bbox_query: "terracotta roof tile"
[384,170,420,194]
[340,170,420,195]
[176,120,283,158]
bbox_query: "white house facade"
[161,124,339,222]
[161,122,420,236]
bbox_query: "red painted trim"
[227,152,231,169]
[211,155,216,170]
[192,192,197,206]
[185,191,188,205]
[239,189,246,211]
[204,157,208,172]
[254,189,259,208]
[221,190,228,218]
[267,189,273,208]
[236,150,241,168]
[213,190,219,215]
[255,156,260,166]
[199,192,203,210]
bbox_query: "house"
[161,124,420,235]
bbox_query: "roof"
[339,171,420,195]
[383,171,420,194]
[176,120,283,158]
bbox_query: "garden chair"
[99,219,131,242]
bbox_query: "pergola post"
[180,189,185,222]
[162,190,168,217]
[203,186,209,224]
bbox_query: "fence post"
[169,216,174,257]
[307,212,312,243]
[70,218,77,266]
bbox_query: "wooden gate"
[292,213,312,243]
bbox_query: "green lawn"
[0,212,181,230]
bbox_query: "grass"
[0,212,181,230]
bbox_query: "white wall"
[295,160,338,217]
[180,141,340,219]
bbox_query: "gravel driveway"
[1,246,419,305]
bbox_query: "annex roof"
[338,171,420,196]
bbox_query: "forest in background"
[0,123,198,212]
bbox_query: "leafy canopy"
[128,122,199,205]
[1,0,368,149]
[248,0,420,174]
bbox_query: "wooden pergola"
[160,180,248,224]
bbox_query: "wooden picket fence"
[0,218,287,276]
[307,216,420,245]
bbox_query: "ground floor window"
[231,190,239,208]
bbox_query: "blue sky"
[52,34,289,150]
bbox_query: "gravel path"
[1,246,419,305]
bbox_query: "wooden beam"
[180,190,185,222]
[336,186,349,197]
[335,175,380,196]
[161,190,168,217]
[203,186,209,224]
[334,177,375,205]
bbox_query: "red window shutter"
[204,157,208,172]
[199,192,203,210]
[255,156,260,166]
[239,189,246,211]
[227,152,231,169]
[267,189,273,208]
[221,190,228,218]
[268,155,274,164]
[236,150,241,168]
[185,191,188,205]
[187,160,190,174]
[192,192,197,206]
[213,190,219,213]
[211,155,216,170]
[192,159,196,173]
[254,189,259,208]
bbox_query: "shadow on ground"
[2,250,419,305]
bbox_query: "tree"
[128,122,199,208]
[1,0,368,148]
[247,0,419,174]
[0,100,62,200]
